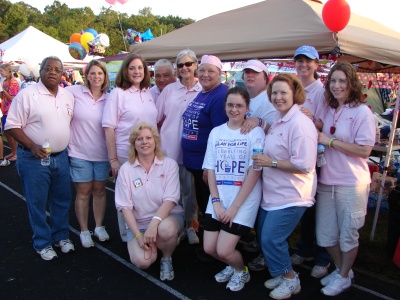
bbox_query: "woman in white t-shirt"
[202,86,264,292]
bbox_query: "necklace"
[330,106,345,134]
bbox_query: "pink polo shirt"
[261,104,318,211]
[319,104,375,186]
[5,81,74,152]
[300,79,327,121]
[102,86,158,158]
[115,156,184,230]
[149,85,161,104]
[156,81,202,164]
[1,77,20,115]
[67,85,108,161]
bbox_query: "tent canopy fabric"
[130,0,400,73]
[0,26,87,67]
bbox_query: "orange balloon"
[70,33,81,44]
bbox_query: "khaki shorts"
[316,183,369,252]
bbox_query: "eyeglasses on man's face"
[226,103,246,109]
[42,67,63,74]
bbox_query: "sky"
[8,0,400,32]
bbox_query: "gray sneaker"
[215,265,234,283]
[0,158,10,167]
[54,239,75,253]
[186,227,199,244]
[160,257,174,281]
[248,253,266,271]
[36,246,58,261]
[226,267,250,292]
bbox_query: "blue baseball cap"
[293,45,319,60]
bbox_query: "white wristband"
[153,216,163,222]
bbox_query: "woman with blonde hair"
[115,122,184,281]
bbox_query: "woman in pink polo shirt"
[67,60,111,248]
[0,64,20,162]
[156,49,202,244]
[115,122,184,281]
[252,74,318,300]
[316,62,375,297]
[102,53,158,242]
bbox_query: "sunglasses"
[177,61,195,69]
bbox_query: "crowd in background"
[0,45,375,299]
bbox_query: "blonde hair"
[128,123,164,163]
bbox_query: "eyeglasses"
[226,103,246,109]
[42,67,63,74]
[177,61,195,69]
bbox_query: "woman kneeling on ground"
[114,123,184,281]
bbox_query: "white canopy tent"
[0,26,91,68]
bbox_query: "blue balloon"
[68,42,87,60]
[85,28,98,38]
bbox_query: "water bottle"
[375,127,381,144]
[41,139,51,166]
[252,138,263,170]
[317,144,327,167]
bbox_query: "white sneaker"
[37,246,58,261]
[80,231,94,248]
[54,239,75,253]
[226,266,250,292]
[186,227,199,244]
[0,158,10,167]
[215,265,235,283]
[269,273,301,300]
[311,263,330,278]
[264,275,284,289]
[320,268,354,286]
[94,226,110,242]
[160,257,174,281]
[321,273,352,296]
[290,253,314,265]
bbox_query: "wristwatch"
[271,160,278,168]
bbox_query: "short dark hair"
[225,86,250,107]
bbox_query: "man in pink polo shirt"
[5,56,75,261]
[150,59,177,104]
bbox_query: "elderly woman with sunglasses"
[115,123,184,281]
[156,49,202,244]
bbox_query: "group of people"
[2,44,376,299]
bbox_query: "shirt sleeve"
[114,164,134,211]
[102,88,120,129]
[162,158,180,203]
[202,128,217,170]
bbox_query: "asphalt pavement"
[1,144,399,300]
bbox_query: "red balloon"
[322,0,351,32]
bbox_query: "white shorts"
[316,183,369,252]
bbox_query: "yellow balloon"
[80,32,95,51]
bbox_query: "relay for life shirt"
[181,83,228,170]
[114,156,184,230]
[67,85,108,161]
[102,86,157,159]
[203,123,265,227]
[5,81,74,152]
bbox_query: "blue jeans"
[257,206,306,277]
[16,147,72,251]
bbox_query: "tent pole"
[370,86,400,240]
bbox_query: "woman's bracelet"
[152,216,163,222]
[211,197,220,203]
[328,138,337,149]
[312,116,317,123]
[134,233,143,239]
[258,117,263,127]
[109,158,118,163]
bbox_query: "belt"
[18,144,63,156]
